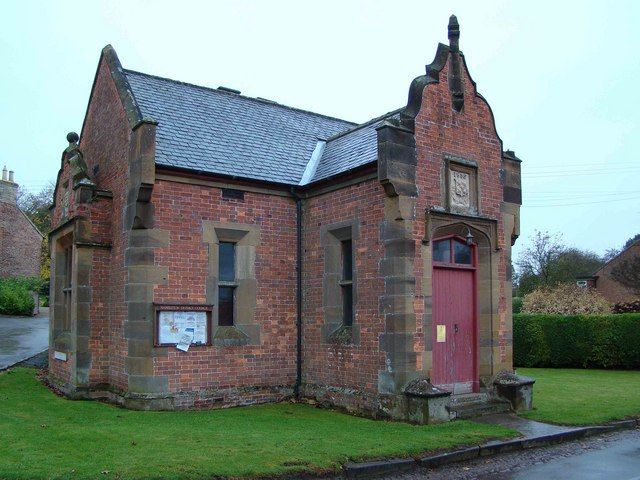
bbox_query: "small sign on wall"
[436,325,446,343]
[154,304,212,347]
[54,351,67,362]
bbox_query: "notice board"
[154,304,212,347]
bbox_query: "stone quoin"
[48,16,526,422]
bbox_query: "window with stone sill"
[340,239,354,327]
[218,241,236,327]
[321,221,360,345]
[202,221,261,347]
[51,231,74,353]
[62,244,73,331]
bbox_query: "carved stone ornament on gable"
[61,189,70,220]
[450,170,470,210]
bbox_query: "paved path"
[472,413,580,437]
[0,308,49,370]
[379,428,640,480]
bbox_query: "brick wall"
[78,56,130,390]
[412,58,510,371]
[0,201,42,279]
[49,55,129,390]
[302,178,387,410]
[151,179,298,397]
[594,243,640,304]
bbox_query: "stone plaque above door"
[444,154,479,216]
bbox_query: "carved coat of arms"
[450,171,470,210]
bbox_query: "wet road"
[381,429,640,480]
[0,308,48,370]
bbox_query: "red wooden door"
[431,236,477,394]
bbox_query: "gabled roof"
[124,69,378,186]
[91,23,504,189]
[309,110,401,184]
[592,239,640,276]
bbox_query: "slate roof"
[313,110,401,183]
[124,69,400,186]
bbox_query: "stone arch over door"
[421,210,500,389]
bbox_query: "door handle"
[454,324,459,333]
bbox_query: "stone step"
[448,393,490,406]
[447,399,511,419]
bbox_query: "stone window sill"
[213,325,250,347]
[327,325,360,346]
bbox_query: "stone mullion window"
[217,242,237,327]
[62,244,73,331]
[339,239,354,327]
[203,221,261,346]
[321,221,360,344]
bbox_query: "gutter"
[291,188,303,398]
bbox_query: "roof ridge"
[325,108,403,142]
[592,238,640,275]
[123,68,358,127]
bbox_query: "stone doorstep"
[343,419,639,478]
[448,400,511,419]
[446,393,512,420]
[447,392,490,406]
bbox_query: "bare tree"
[515,231,565,295]
[517,231,565,281]
[17,182,55,233]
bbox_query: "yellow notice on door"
[436,324,446,342]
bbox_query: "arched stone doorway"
[431,234,477,393]
[422,212,499,393]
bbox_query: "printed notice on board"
[436,324,446,343]
[176,328,195,352]
[158,310,208,345]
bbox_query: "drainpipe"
[291,188,303,399]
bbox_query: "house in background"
[47,17,525,422]
[577,240,640,304]
[0,167,43,280]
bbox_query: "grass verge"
[518,368,640,425]
[0,368,514,479]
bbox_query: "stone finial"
[67,132,79,145]
[2,166,7,182]
[8,171,14,183]
[448,14,460,52]
[447,14,464,112]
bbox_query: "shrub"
[514,313,640,369]
[0,276,42,316]
[612,299,640,314]
[512,297,523,314]
[521,283,610,315]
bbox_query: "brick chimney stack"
[0,166,19,205]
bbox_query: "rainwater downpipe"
[292,188,303,398]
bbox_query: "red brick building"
[577,240,640,304]
[0,168,43,279]
[48,17,523,421]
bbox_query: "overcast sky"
[2,0,639,261]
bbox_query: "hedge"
[0,277,41,316]
[514,313,640,369]
[512,297,523,314]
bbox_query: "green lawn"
[519,368,640,425]
[0,368,514,480]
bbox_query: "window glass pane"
[454,240,472,265]
[65,247,73,287]
[342,240,353,281]
[433,239,451,263]
[219,242,235,282]
[342,284,353,326]
[218,286,234,326]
